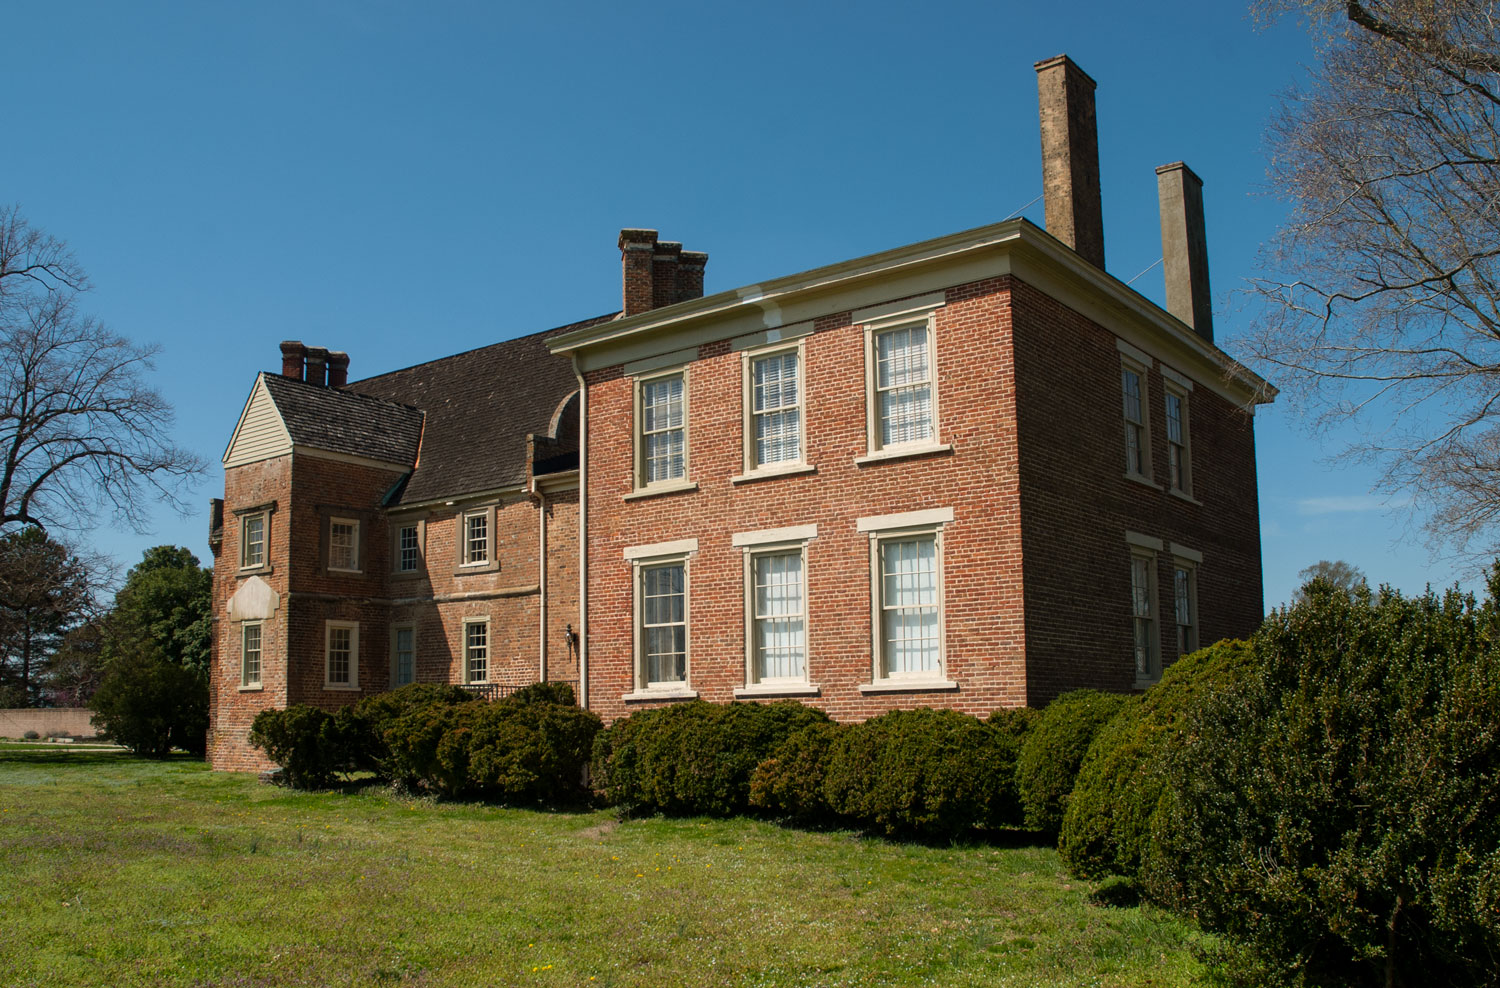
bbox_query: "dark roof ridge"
[348,311,618,389]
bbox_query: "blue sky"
[4,1,1472,608]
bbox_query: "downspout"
[530,477,548,684]
[571,355,589,709]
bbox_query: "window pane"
[328,627,351,684]
[1165,393,1182,443]
[876,326,929,389]
[466,514,488,563]
[242,624,262,686]
[467,622,488,682]
[399,526,419,572]
[395,627,414,686]
[642,562,686,684]
[753,353,798,413]
[880,536,939,676]
[242,515,264,568]
[876,326,933,447]
[754,552,805,680]
[330,521,357,570]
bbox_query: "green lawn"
[0,749,1209,987]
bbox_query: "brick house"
[207,54,1273,770]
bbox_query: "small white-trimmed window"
[1130,552,1159,682]
[753,550,806,680]
[240,622,262,689]
[1173,561,1198,656]
[1122,360,1151,480]
[1165,387,1191,495]
[641,562,687,687]
[396,524,420,573]
[464,618,489,684]
[749,349,802,469]
[391,624,416,687]
[240,512,267,570]
[324,620,359,690]
[856,508,953,690]
[463,512,489,566]
[329,517,360,572]
[873,322,936,449]
[638,371,688,486]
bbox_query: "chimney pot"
[304,346,329,387]
[327,351,350,388]
[1156,162,1214,342]
[279,340,306,380]
[1035,54,1106,269]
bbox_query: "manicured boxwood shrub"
[348,682,480,779]
[987,705,1042,743]
[248,704,363,789]
[822,707,1024,838]
[1015,689,1130,835]
[748,720,844,822]
[590,700,831,816]
[1057,639,1252,880]
[1144,582,1500,988]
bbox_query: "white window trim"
[738,340,809,480]
[239,621,263,691]
[631,366,693,497]
[858,511,957,693]
[462,616,490,684]
[624,545,698,701]
[736,526,818,697]
[459,508,493,568]
[862,310,947,461]
[239,511,269,572]
[390,622,417,688]
[328,516,361,573]
[324,620,360,691]
[1121,355,1155,486]
[1172,556,1199,659]
[1164,382,1193,498]
[1130,548,1160,688]
[392,520,424,575]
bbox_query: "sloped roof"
[349,313,615,505]
[259,374,425,466]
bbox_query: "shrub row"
[250,682,601,805]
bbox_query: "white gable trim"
[223,375,293,467]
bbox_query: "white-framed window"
[1130,551,1159,682]
[637,371,688,487]
[240,512,267,571]
[240,622,262,689]
[856,508,953,689]
[751,550,806,681]
[396,523,420,573]
[1165,386,1191,495]
[746,347,803,470]
[324,620,360,690]
[1173,561,1198,656]
[640,561,687,687]
[870,320,937,450]
[329,517,360,572]
[391,623,416,687]
[463,618,489,684]
[1122,359,1151,480]
[463,511,489,566]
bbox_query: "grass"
[0,749,1211,987]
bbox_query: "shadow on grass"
[0,747,201,768]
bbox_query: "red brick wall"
[1010,279,1263,702]
[583,280,1028,724]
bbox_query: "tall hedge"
[1015,689,1130,834]
[1145,582,1500,988]
[1058,640,1252,880]
[591,700,831,816]
[748,720,843,822]
[823,707,1024,838]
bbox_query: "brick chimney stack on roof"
[1156,161,1214,343]
[304,346,329,387]
[280,341,307,380]
[1035,54,1106,270]
[619,229,710,317]
[327,351,350,388]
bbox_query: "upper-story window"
[1165,387,1191,495]
[240,512,267,571]
[328,517,360,572]
[463,511,489,566]
[874,323,935,449]
[639,372,687,486]
[394,522,422,574]
[1121,359,1151,481]
[750,350,802,468]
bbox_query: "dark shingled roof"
[260,374,425,466]
[348,313,615,505]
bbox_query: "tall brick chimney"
[1155,162,1214,343]
[280,340,306,380]
[304,346,329,387]
[1035,55,1106,269]
[327,351,350,388]
[619,229,709,317]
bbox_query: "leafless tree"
[1249,1,1500,560]
[0,205,203,534]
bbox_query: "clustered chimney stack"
[619,229,710,317]
[277,341,350,387]
[1035,54,1106,270]
[327,351,350,388]
[280,341,307,380]
[1156,162,1214,343]
[304,346,329,387]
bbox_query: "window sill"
[857,679,959,694]
[453,562,500,577]
[237,565,273,578]
[237,685,264,693]
[323,684,360,692]
[623,480,699,501]
[1168,488,1202,506]
[1124,472,1161,490]
[622,687,699,703]
[1134,677,1160,691]
[327,568,363,575]
[730,463,817,485]
[734,683,821,698]
[853,443,953,467]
